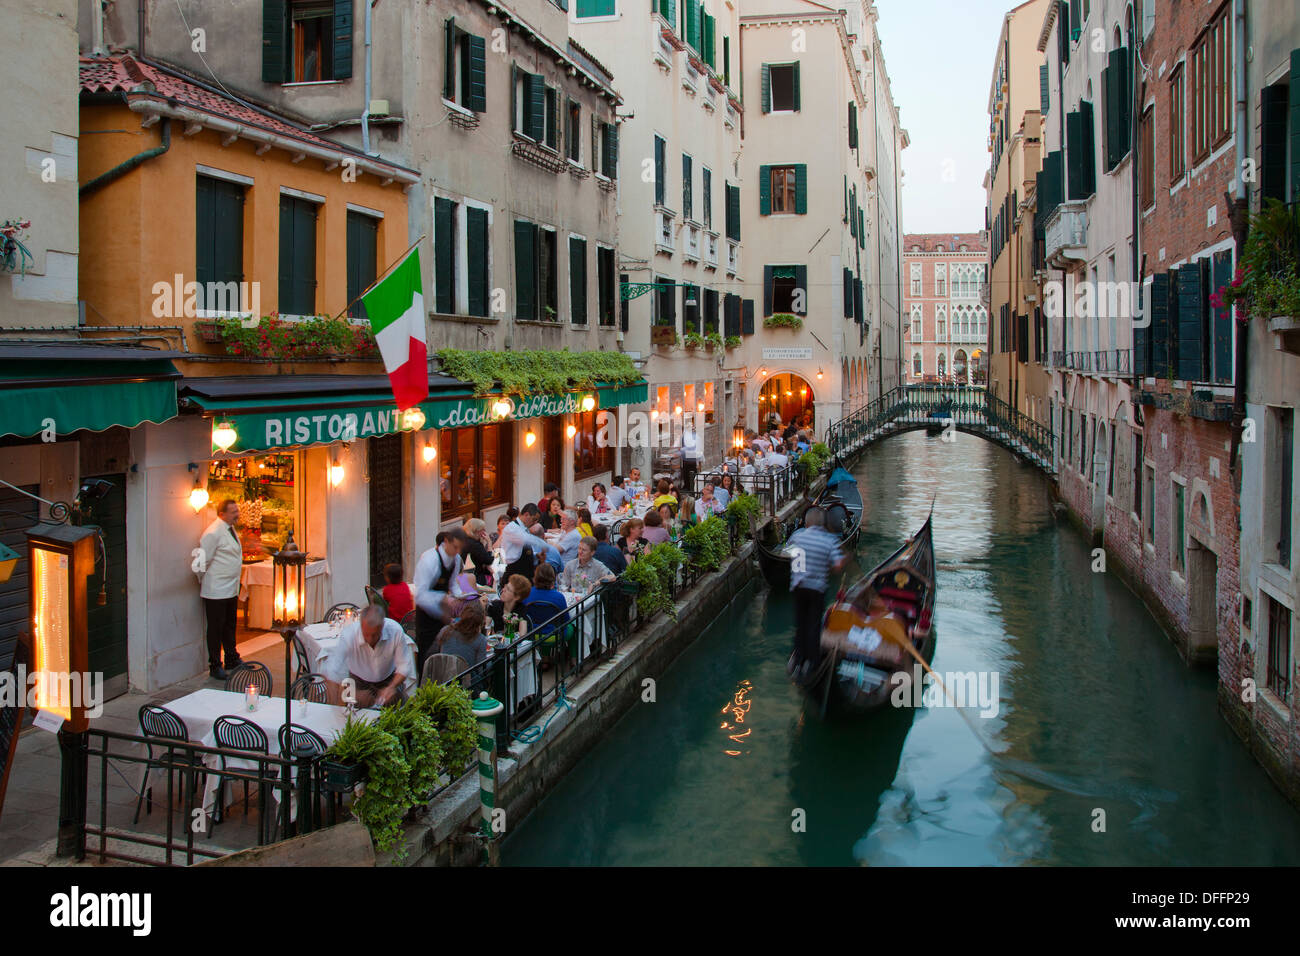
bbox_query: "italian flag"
[360,247,428,410]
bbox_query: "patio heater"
[272,534,312,827]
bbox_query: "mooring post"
[472,691,505,865]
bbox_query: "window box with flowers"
[212,315,380,361]
[1213,199,1300,346]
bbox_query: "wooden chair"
[224,661,273,697]
[421,653,469,687]
[211,716,271,838]
[134,705,204,824]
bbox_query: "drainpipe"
[1229,0,1248,473]
[138,0,146,58]
[362,0,374,155]
[91,0,106,55]
[79,117,170,198]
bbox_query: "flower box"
[651,324,678,346]
[320,758,365,793]
[195,321,222,344]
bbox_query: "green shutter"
[467,34,487,112]
[848,103,858,149]
[794,164,807,214]
[792,62,801,111]
[606,122,619,178]
[654,136,666,205]
[1291,50,1300,201]
[741,298,754,334]
[514,220,536,320]
[854,278,863,325]
[262,0,288,83]
[444,18,457,100]
[850,187,857,237]
[842,267,853,317]
[467,206,488,317]
[511,64,518,134]
[1080,100,1096,195]
[278,196,317,315]
[843,175,848,223]
[545,86,558,149]
[345,211,377,315]
[527,74,546,140]
[723,36,730,87]
[1176,262,1206,382]
[763,265,774,315]
[1261,83,1289,202]
[570,237,587,325]
[728,183,740,241]
[1068,0,1079,38]
[682,153,692,219]
[434,198,455,314]
[1134,281,1150,376]
[333,0,353,79]
[1066,107,1096,199]
[1040,63,1050,115]
[761,64,771,113]
[759,165,771,215]
[685,0,698,50]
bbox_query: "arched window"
[912,353,923,377]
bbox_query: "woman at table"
[587,482,612,516]
[485,573,531,638]
[538,496,565,532]
[652,479,677,511]
[715,473,735,508]
[491,513,511,547]
[618,517,647,559]
[695,482,726,521]
[522,563,569,637]
[462,517,496,586]
[560,537,615,594]
[435,601,489,668]
[577,507,594,538]
[641,510,670,546]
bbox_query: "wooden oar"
[877,624,995,754]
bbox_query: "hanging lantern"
[211,419,238,452]
[402,406,426,431]
[581,394,596,412]
[26,523,97,731]
[189,482,210,513]
[492,397,514,419]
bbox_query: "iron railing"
[825,385,1056,466]
[691,463,805,516]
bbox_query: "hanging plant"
[409,680,479,777]
[683,331,705,349]
[1212,199,1300,322]
[435,348,640,397]
[682,515,731,571]
[0,219,34,275]
[764,313,803,330]
[326,715,412,855]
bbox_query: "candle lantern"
[26,523,96,733]
[732,426,744,451]
[272,533,307,629]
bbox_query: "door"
[543,417,563,492]
[1186,541,1218,659]
[77,474,129,700]
[367,434,405,588]
[0,484,38,676]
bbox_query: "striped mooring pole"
[472,691,505,864]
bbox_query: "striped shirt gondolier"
[786,526,843,592]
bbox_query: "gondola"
[791,513,936,715]
[925,399,953,436]
[756,466,863,589]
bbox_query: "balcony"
[726,240,739,276]
[684,222,701,263]
[1051,349,1066,368]
[1045,200,1088,268]
[725,100,738,131]
[655,207,675,255]
[680,52,701,95]
[704,231,719,269]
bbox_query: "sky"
[874,0,1025,236]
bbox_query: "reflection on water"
[503,431,1300,866]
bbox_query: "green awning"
[0,359,179,439]
[193,379,649,453]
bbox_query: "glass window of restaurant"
[440,423,513,519]
[207,452,306,557]
[574,409,614,480]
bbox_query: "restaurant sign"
[218,383,646,453]
[761,347,813,360]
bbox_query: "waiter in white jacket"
[196,499,245,679]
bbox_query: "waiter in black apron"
[412,528,467,673]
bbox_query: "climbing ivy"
[435,348,640,397]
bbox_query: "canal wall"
[386,487,822,866]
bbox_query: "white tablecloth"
[296,622,417,695]
[493,638,538,712]
[559,590,605,658]
[240,559,332,630]
[149,687,377,819]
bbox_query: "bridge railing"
[825,386,1055,468]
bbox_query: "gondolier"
[786,507,847,682]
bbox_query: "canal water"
[502,431,1300,866]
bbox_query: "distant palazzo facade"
[901,233,989,385]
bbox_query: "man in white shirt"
[625,467,645,498]
[555,511,582,563]
[767,447,790,469]
[498,503,552,562]
[195,498,245,679]
[412,528,465,673]
[321,604,413,707]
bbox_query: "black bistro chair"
[289,673,330,704]
[224,662,273,697]
[399,610,417,640]
[291,631,312,680]
[323,603,361,626]
[364,585,388,611]
[211,715,272,839]
[134,705,205,824]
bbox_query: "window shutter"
[684,284,698,333]
[724,293,739,337]
[1066,106,1096,199]
[545,87,558,149]
[1260,83,1289,202]
[467,206,489,318]
[619,271,629,332]
[1059,1,1070,66]
[682,154,692,219]
[741,298,754,335]
[848,102,858,149]
[444,18,457,100]
[606,122,618,178]
[850,187,857,237]
[262,0,288,83]
[1291,49,1300,201]
[1080,100,1096,195]
[1133,283,1150,376]
[1211,249,1233,383]
[842,267,853,317]
[527,74,546,140]
[665,279,677,325]
[723,35,730,86]
[511,64,518,134]
[514,220,536,320]
[1068,0,1079,38]
[763,265,774,316]
[434,198,455,314]
[792,62,801,111]
[654,136,665,205]
[854,278,864,326]
[570,237,587,325]
[1148,271,1169,377]
[1039,63,1049,116]
[858,209,865,248]
[1176,261,1206,382]
[758,165,771,215]
[704,13,715,68]
[843,175,848,222]
[794,164,807,214]
[333,0,353,80]
[761,64,772,113]
[794,265,808,314]
[467,34,487,112]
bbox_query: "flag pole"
[330,233,428,324]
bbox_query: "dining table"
[297,620,418,694]
[150,687,378,821]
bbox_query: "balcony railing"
[656,208,675,254]
[680,52,700,94]
[704,231,719,269]
[684,223,701,262]
[1051,349,1066,368]
[1045,200,1088,268]
[726,240,739,275]
[1095,349,1109,373]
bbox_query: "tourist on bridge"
[787,506,847,682]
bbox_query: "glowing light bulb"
[329,460,345,486]
[525,429,537,448]
[566,424,577,439]
[189,484,209,513]
[211,420,238,452]
[493,398,513,419]
[422,441,436,463]
[402,407,426,430]
[581,394,596,412]
[697,402,705,412]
